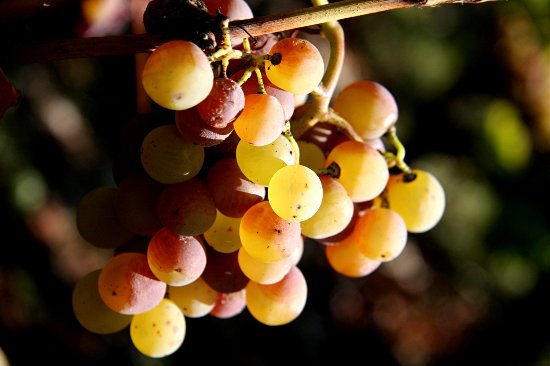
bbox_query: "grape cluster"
[72,0,446,358]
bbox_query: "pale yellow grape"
[265,37,325,95]
[236,134,295,186]
[297,140,325,171]
[234,93,285,146]
[325,236,382,278]
[386,169,445,233]
[168,277,218,318]
[332,80,398,140]
[238,246,293,285]
[72,269,132,334]
[245,265,307,326]
[141,125,204,184]
[142,40,213,110]
[324,140,389,202]
[130,298,186,358]
[300,175,354,239]
[203,210,242,253]
[268,164,323,222]
[353,207,408,261]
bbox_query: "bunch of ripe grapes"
[71,0,446,358]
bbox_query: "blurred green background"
[1,0,550,365]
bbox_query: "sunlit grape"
[237,246,293,285]
[234,93,285,146]
[168,277,218,318]
[325,236,382,278]
[197,77,245,128]
[203,210,242,253]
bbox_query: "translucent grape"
[267,164,323,222]
[147,228,207,286]
[353,207,408,261]
[265,37,325,95]
[168,277,218,318]
[324,140,389,202]
[203,210,242,253]
[239,201,302,262]
[332,80,398,140]
[76,186,135,249]
[98,252,167,315]
[234,93,285,146]
[245,265,307,326]
[325,236,382,278]
[209,289,246,319]
[300,175,354,239]
[385,169,446,233]
[142,40,213,110]
[130,298,186,358]
[197,77,245,128]
[206,158,265,218]
[141,125,205,184]
[238,246,293,285]
[157,177,217,236]
[236,134,295,186]
[72,269,132,334]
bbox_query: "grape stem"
[1,0,496,64]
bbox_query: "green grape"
[76,186,135,249]
[203,210,242,253]
[385,169,445,233]
[130,298,186,358]
[168,277,218,318]
[300,175,354,239]
[236,134,295,186]
[267,164,323,222]
[72,269,132,334]
[332,80,398,140]
[239,201,302,263]
[297,140,326,171]
[141,125,205,184]
[353,207,408,261]
[142,40,213,110]
[324,140,389,202]
[237,246,293,285]
[245,265,307,326]
[234,93,285,146]
[265,37,325,95]
[325,235,382,278]
[98,252,167,315]
[147,228,207,286]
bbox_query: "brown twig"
[1,0,496,64]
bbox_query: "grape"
[204,0,253,20]
[157,177,217,236]
[209,289,246,319]
[175,106,234,147]
[201,245,249,293]
[267,164,323,222]
[245,265,307,326]
[332,80,398,140]
[114,172,163,236]
[298,120,350,156]
[231,69,295,121]
[206,158,265,218]
[197,77,245,128]
[300,175,354,239]
[265,37,325,95]
[236,134,295,186]
[234,93,285,146]
[353,207,408,261]
[168,277,218,318]
[141,124,205,184]
[76,186,135,249]
[142,40,213,110]
[72,269,132,334]
[324,140,389,202]
[297,140,326,171]
[130,298,186,358]
[385,169,445,233]
[317,204,359,245]
[98,252,167,315]
[325,236,382,278]
[237,246,293,285]
[239,201,302,262]
[147,228,207,286]
[203,210,242,253]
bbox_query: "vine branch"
[1,0,496,64]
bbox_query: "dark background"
[1,0,550,365]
